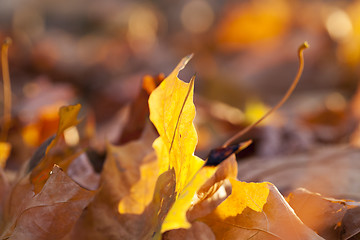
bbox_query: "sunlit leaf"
[214,179,269,218]
[118,156,159,214]
[68,125,162,239]
[0,142,11,168]
[202,182,324,239]
[149,55,205,194]
[161,166,217,233]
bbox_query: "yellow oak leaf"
[149,55,204,194]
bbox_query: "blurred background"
[1,0,360,170]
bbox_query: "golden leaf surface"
[68,125,165,240]
[215,179,269,218]
[0,142,11,168]
[161,166,217,233]
[202,182,324,240]
[149,55,205,195]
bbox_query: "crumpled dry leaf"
[201,181,323,240]
[116,74,164,145]
[188,155,238,221]
[0,165,94,240]
[237,145,360,200]
[287,188,360,240]
[68,124,169,239]
[163,155,237,237]
[67,153,100,191]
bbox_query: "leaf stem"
[1,37,12,142]
[223,42,309,147]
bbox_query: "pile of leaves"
[0,43,360,240]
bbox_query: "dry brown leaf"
[68,124,167,239]
[0,165,94,240]
[188,155,238,222]
[287,188,360,240]
[341,206,360,239]
[237,145,360,200]
[29,104,82,193]
[116,74,164,145]
[201,182,323,240]
[0,168,8,218]
[67,153,100,191]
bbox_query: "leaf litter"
[0,37,359,240]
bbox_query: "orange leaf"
[0,142,11,168]
[30,104,82,193]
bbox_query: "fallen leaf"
[0,165,94,240]
[341,206,360,239]
[68,124,164,239]
[201,181,324,239]
[237,145,360,200]
[287,188,360,240]
[29,104,82,193]
[189,155,238,221]
[118,156,159,214]
[161,166,217,233]
[149,55,205,194]
[67,153,100,191]
[117,74,164,145]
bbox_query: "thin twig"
[1,37,12,142]
[223,42,309,147]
